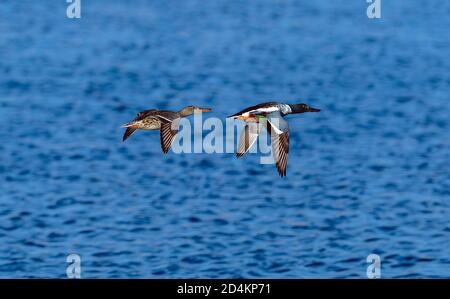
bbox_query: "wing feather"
[265,112,290,177]
[159,118,180,154]
[236,123,261,157]
[271,131,289,177]
[123,127,136,141]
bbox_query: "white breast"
[279,104,292,115]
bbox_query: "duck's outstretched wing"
[159,120,180,154]
[271,130,289,177]
[236,122,262,157]
[123,127,137,141]
[155,111,181,154]
[265,112,290,177]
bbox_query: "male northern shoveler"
[121,105,211,153]
[229,102,320,177]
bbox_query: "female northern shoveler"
[229,102,320,177]
[121,105,211,153]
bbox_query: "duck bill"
[197,107,212,113]
[306,107,321,112]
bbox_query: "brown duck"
[121,105,211,153]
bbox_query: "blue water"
[0,0,449,278]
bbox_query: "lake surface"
[0,0,449,278]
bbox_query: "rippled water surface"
[0,0,449,278]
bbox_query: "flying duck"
[229,102,320,177]
[121,105,211,153]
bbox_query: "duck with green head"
[228,101,320,177]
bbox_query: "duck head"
[179,105,212,117]
[289,103,321,114]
